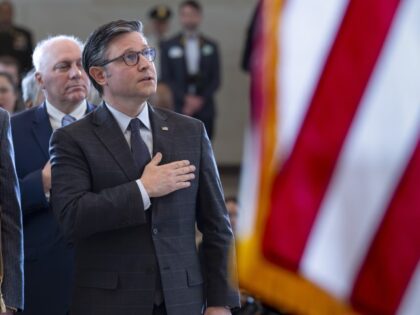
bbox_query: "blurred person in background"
[149,82,174,111]
[161,0,220,140]
[0,0,33,75]
[146,5,175,113]
[0,57,24,112]
[148,4,172,41]
[0,72,18,113]
[21,68,44,109]
[146,4,172,79]
[0,57,19,85]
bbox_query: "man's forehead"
[43,41,82,63]
[106,32,148,55]
[47,39,81,52]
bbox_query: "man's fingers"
[150,152,163,166]
[154,160,193,171]
[166,160,190,169]
[176,173,195,183]
[174,165,196,175]
[175,181,191,189]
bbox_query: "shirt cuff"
[45,190,50,202]
[136,179,151,210]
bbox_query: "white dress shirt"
[44,100,88,200]
[105,102,152,210]
[45,100,87,131]
[185,33,200,76]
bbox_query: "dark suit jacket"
[11,102,95,315]
[0,25,33,74]
[50,104,240,315]
[0,108,24,311]
[160,33,220,138]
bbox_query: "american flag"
[237,0,420,314]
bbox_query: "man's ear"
[35,72,44,89]
[89,66,107,88]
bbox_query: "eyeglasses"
[100,47,156,67]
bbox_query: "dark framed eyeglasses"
[99,47,156,67]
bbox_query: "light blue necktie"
[61,114,76,127]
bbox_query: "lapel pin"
[162,126,169,131]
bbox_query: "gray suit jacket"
[0,108,24,311]
[50,104,239,315]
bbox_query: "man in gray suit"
[50,20,239,315]
[0,108,24,314]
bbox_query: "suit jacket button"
[152,227,158,235]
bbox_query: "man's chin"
[67,94,87,105]
[143,89,157,100]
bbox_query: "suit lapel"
[92,103,139,180]
[148,105,172,219]
[149,104,172,164]
[199,35,206,71]
[178,34,189,76]
[32,103,53,159]
[91,103,172,181]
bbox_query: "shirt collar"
[184,31,199,39]
[45,99,87,123]
[105,102,150,133]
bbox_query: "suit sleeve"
[0,112,24,311]
[10,119,49,216]
[50,128,147,243]
[195,124,240,308]
[18,169,49,215]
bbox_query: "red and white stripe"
[245,0,420,313]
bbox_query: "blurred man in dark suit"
[146,4,172,79]
[11,35,95,315]
[0,108,23,314]
[160,0,220,139]
[50,19,239,315]
[0,1,33,75]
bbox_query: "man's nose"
[69,64,82,78]
[137,55,152,71]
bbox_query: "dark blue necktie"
[128,118,151,173]
[129,118,163,305]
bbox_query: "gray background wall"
[12,0,256,166]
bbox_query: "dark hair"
[82,20,144,95]
[0,71,17,93]
[179,0,202,13]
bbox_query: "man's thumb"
[150,152,163,165]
